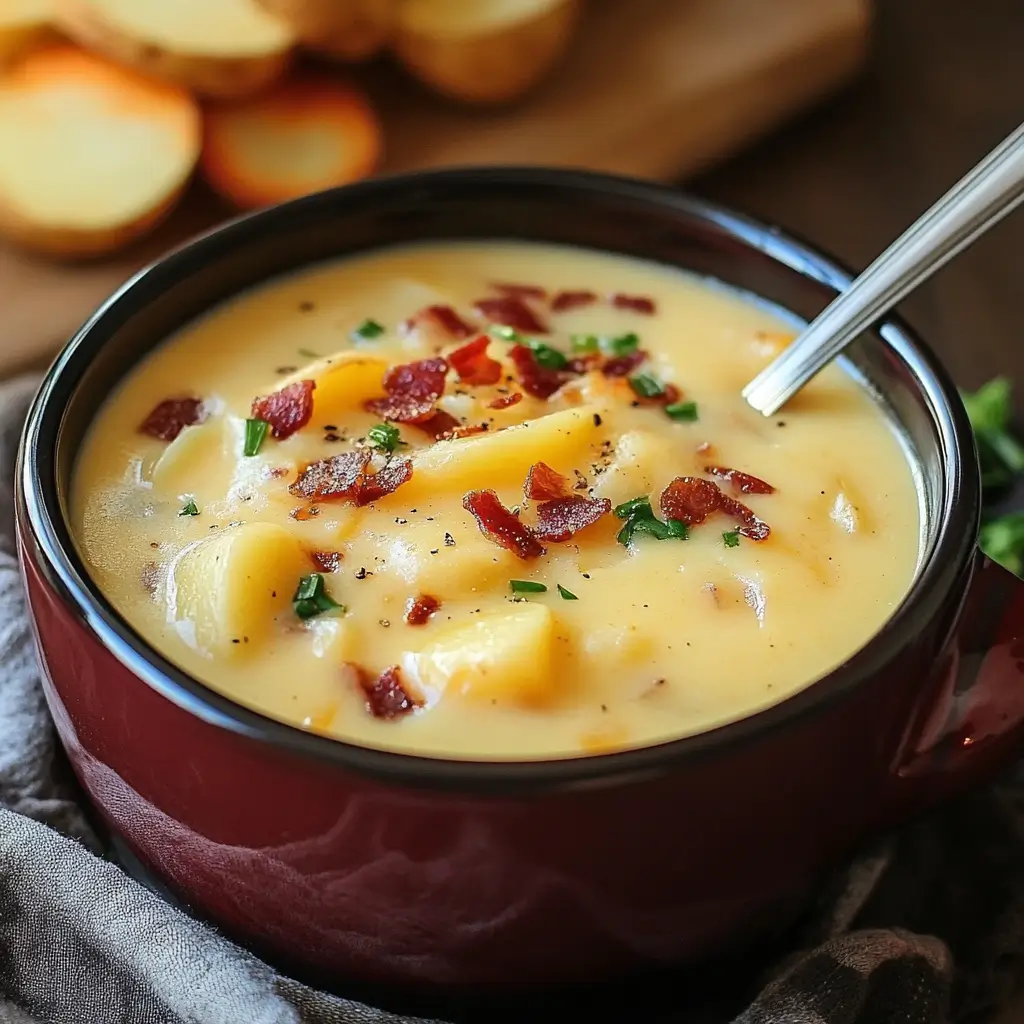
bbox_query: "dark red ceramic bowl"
[15,168,1024,999]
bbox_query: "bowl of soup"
[16,168,1024,996]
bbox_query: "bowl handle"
[891,547,1024,806]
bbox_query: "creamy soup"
[71,242,920,759]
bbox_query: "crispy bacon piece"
[463,489,546,560]
[610,293,656,315]
[566,352,602,375]
[474,296,549,334]
[290,504,320,521]
[443,423,488,440]
[524,461,572,501]
[633,382,681,406]
[660,476,770,540]
[353,664,421,719]
[602,350,648,378]
[534,496,612,542]
[448,335,502,385]
[402,304,475,340]
[310,550,342,573]
[508,344,577,399]
[365,357,449,423]
[719,495,771,541]
[405,593,441,626]
[409,409,460,440]
[488,392,523,410]
[139,397,205,441]
[492,282,547,300]
[551,289,597,312]
[290,450,412,506]
[251,379,315,439]
[704,466,776,494]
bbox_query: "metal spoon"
[743,121,1024,417]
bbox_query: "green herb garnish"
[980,513,1024,577]
[571,334,600,353]
[367,422,403,453]
[352,318,385,341]
[527,340,568,370]
[614,494,688,547]
[490,325,523,342]
[723,530,740,548]
[178,499,199,517]
[614,496,653,520]
[243,418,270,457]
[557,584,578,600]
[962,377,1024,491]
[601,332,639,357]
[293,573,344,620]
[666,400,699,422]
[510,579,547,595]
[629,373,665,399]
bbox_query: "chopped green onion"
[615,493,689,547]
[571,334,600,353]
[243,418,270,457]
[601,332,639,357]
[962,377,1024,499]
[293,573,344,620]
[629,373,665,399]
[981,513,1024,577]
[297,347,320,359]
[509,579,547,595]
[367,422,402,453]
[666,401,699,422]
[614,496,653,520]
[665,519,689,539]
[527,340,568,370]
[352,318,385,341]
[723,530,740,548]
[490,325,522,342]
[178,499,199,517]
[557,584,578,600]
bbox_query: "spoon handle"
[743,121,1024,417]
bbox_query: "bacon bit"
[534,496,612,542]
[551,289,597,312]
[488,392,523,410]
[508,344,577,399]
[448,335,502,385]
[566,353,602,375]
[463,490,546,560]
[634,382,681,406]
[251,379,315,439]
[610,293,656,315]
[474,296,549,334]
[353,664,421,719]
[704,466,776,494]
[310,550,342,573]
[266,466,291,479]
[290,504,320,521]
[442,423,488,440]
[492,282,547,300]
[405,593,441,626]
[402,304,475,340]
[601,350,648,377]
[290,450,412,506]
[524,461,572,501]
[660,476,770,540]
[409,409,460,440]
[365,357,449,423]
[139,397,205,441]
[720,494,771,541]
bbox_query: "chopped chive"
[629,373,665,399]
[297,347,320,358]
[293,572,344,620]
[665,519,689,539]
[631,516,674,541]
[510,579,547,595]
[367,422,402,453]
[352,318,385,341]
[666,400,699,422]
[615,494,689,547]
[571,334,600,353]
[527,340,568,370]
[243,418,270,457]
[490,324,522,342]
[557,584,578,600]
[178,499,199,517]
[601,332,639,357]
[614,496,653,520]
[723,530,740,548]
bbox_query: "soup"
[71,241,920,759]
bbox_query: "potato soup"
[71,242,921,759]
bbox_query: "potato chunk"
[167,522,307,657]
[403,602,554,706]
[271,350,388,428]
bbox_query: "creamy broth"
[71,242,920,759]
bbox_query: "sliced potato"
[167,522,309,658]
[402,602,554,705]
[393,0,581,105]
[271,350,388,427]
[53,0,294,98]
[0,0,54,64]
[0,45,200,256]
[150,418,231,497]
[256,0,395,60]
[591,428,689,507]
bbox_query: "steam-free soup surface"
[72,242,919,759]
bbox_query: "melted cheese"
[70,241,921,760]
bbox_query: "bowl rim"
[16,166,980,793]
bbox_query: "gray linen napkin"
[0,373,1020,1024]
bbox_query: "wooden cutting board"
[0,0,869,376]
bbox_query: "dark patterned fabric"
[0,375,1021,1024]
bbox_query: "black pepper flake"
[593,413,602,426]
[429,548,439,555]
[355,567,368,580]
[395,517,408,525]
[777,421,786,427]
[444,532,455,547]
[600,704,608,712]
[149,541,159,549]
[323,424,338,431]
[630,400,640,408]
[379,619,391,627]
[573,469,589,491]
[299,300,315,312]
[582,573,591,579]
[324,433,342,443]
[232,638,240,644]
[275,365,298,375]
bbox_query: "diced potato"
[403,602,554,706]
[308,615,357,661]
[167,522,308,658]
[398,403,606,501]
[150,418,233,497]
[591,429,688,507]
[271,350,388,427]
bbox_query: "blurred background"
[0,0,1020,396]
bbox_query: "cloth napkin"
[1,374,1023,1024]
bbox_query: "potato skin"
[393,0,582,105]
[53,0,293,98]
[256,0,395,61]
